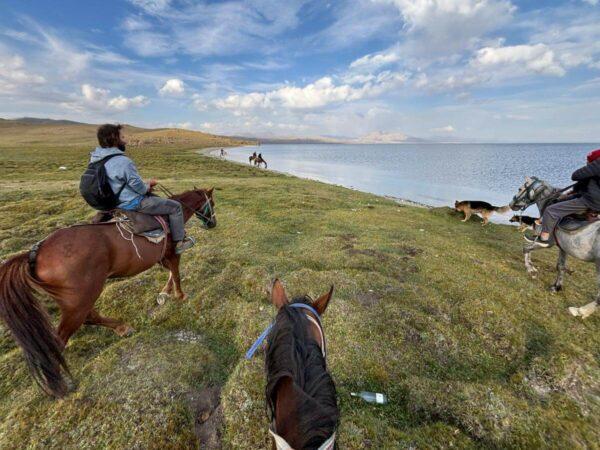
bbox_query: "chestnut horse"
[0,188,216,397]
[264,280,338,449]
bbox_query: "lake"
[219,143,598,223]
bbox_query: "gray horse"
[509,176,599,319]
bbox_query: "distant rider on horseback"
[528,148,600,247]
[88,124,195,254]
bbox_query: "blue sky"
[0,0,599,141]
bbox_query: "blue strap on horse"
[245,303,322,360]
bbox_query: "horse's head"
[509,176,548,211]
[188,186,217,229]
[265,279,338,449]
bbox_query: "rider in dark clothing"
[532,149,600,247]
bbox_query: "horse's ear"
[193,185,198,190]
[525,176,532,182]
[271,279,289,309]
[208,187,214,196]
[313,285,334,315]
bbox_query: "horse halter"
[246,302,334,450]
[156,183,215,228]
[245,301,326,360]
[511,177,544,210]
[193,192,216,226]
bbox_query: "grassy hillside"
[0,126,598,449]
[0,118,249,150]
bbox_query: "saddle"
[91,210,169,239]
[558,211,600,232]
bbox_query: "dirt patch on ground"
[189,386,223,449]
[399,245,423,257]
[347,248,390,262]
[356,291,383,307]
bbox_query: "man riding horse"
[527,148,600,247]
[88,124,195,254]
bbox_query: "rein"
[247,302,334,450]
[513,178,576,213]
[155,183,215,225]
[245,302,326,360]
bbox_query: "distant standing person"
[220,148,225,157]
[85,124,195,254]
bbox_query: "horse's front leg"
[550,249,567,292]
[523,242,541,278]
[157,272,174,305]
[568,261,599,319]
[168,255,186,300]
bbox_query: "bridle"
[246,301,334,450]
[245,301,326,360]
[510,177,576,213]
[156,183,215,227]
[511,177,545,211]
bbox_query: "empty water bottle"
[351,391,388,404]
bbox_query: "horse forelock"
[265,299,339,449]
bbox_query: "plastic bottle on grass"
[351,391,387,404]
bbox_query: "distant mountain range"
[231,130,431,144]
[1,118,455,145]
[0,117,94,126]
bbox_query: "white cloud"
[128,0,171,14]
[122,16,152,31]
[376,0,516,55]
[159,78,185,96]
[215,72,407,110]
[124,0,306,57]
[582,0,598,5]
[107,95,149,110]
[431,125,455,133]
[167,121,193,129]
[65,84,149,112]
[350,47,401,72]
[474,44,566,76]
[0,51,45,93]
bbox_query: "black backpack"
[79,154,126,210]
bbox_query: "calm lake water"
[221,143,598,223]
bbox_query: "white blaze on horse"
[510,176,599,318]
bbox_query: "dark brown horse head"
[266,279,338,449]
[176,187,217,229]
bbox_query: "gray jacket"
[89,147,148,208]
[572,159,600,210]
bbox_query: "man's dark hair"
[97,124,122,148]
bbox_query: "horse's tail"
[0,253,70,397]
[494,205,511,214]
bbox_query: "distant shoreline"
[196,146,430,209]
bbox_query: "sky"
[0,0,599,142]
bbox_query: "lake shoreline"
[197,146,431,209]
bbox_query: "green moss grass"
[0,131,598,448]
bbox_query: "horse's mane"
[265,297,339,449]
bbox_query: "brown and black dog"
[509,214,539,232]
[454,200,510,225]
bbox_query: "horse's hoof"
[157,292,170,305]
[176,293,188,301]
[116,325,135,337]
[570,301,598,319]
[550,285,562,293]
